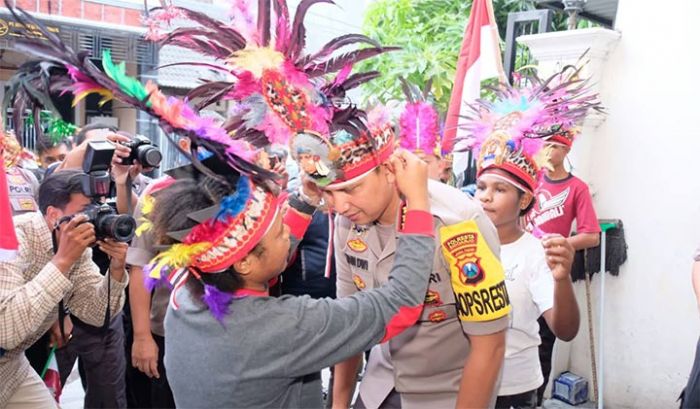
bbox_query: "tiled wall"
[5,0,143,26]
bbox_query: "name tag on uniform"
[439,220,511,322]
[11,196,37,212]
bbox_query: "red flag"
[0,147,18,261]
[443,0,506,176]
[41,346,63,402]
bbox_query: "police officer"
[2,130,39,216]
[290,110,510,409]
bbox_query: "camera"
[122,135,162,168]
[82,203,136,242]
[81,140,114,197]
[74,140,137,242]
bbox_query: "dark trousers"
[537,316,556,405]
[149,334,176,408]
[354,389,402,409]
[496,389,538,409]
[56,313,127,409]
[681,336,700,408]
[123,308,152,409]
[25,331,52,375]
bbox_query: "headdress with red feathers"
[5,0,393,319]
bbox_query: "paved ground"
[60,366,589,408]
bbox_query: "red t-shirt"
[528,174,600,237]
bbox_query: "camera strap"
[126,173,134,216]
[51,230,68,343]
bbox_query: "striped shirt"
[0,212,128,406]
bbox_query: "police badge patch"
[439,220,511,322]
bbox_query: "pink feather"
[280,60,311,89]
[306,103,331,135]
[256,112,294,145]
[366,105,392,133]
[231,71,262,100]
[228,0,258,44]
[332,64,353,88]
[275,15,290,52]
[399,102,439,152]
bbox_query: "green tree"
[358,0,593,112]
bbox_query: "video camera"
[70,140,136,242]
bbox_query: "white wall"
[564,0,700,407]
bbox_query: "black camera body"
[82,203,136,242]
[122,135,162,168]
[75,140,136,243]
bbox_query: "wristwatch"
[288,191,317,215]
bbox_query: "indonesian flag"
[41,346,62,402]
[0,149,18,261]
[443,0,506,178]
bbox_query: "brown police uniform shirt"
[335,180,509,408]
[6,167,39,216]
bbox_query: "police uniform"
[335,180,510,409]
[6,166,39,216]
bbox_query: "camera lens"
[137,145,162,168]
[97,213,136,242]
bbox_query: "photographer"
[0,169,128,408]
[46,125,147,408]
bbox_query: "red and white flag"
[0,148,18,261]
[442,0,506,178]
[41,346,62,403]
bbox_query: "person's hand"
[132,334,160,379]
[300,174,323,206]
[98,239,128,272]
[542,234,575,281]
[273,161,289,190]
[107,133,133,185]
[49,315,73,349]
[129,161,144,179]
[388,149,429,211]
[52,214,95,274]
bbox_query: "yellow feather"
[141,194,155,216]
[227,47,285,77]
[147,242,210,279]
[135,220,152,237]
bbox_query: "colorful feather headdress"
[397,77,446,158]
[143,158,280,321]
[5,4,276,181]
[145,0,397,147]
[290,104,396,188]
[1,129,33,169]
[462,65,602,193]
[5,3,278,319]
[6,0,394,318]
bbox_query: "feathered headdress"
[397,77,442,157]
[144,159,280,321]
[0,60,77,145]
[6,0,394,319]
[1,129,32,169]
[462,65,602,193]
[5,3,274,182]
[145,0,398,145]
[290,104,396,188]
